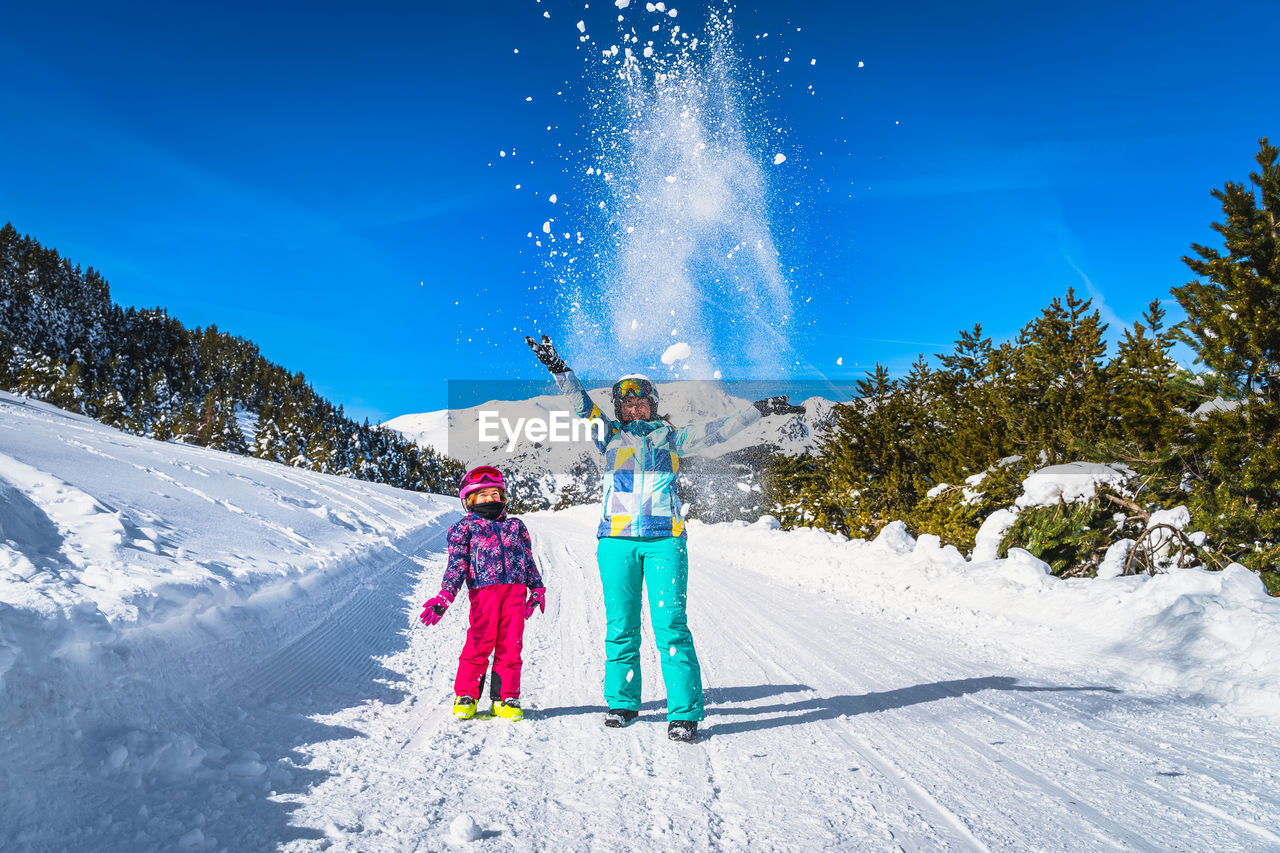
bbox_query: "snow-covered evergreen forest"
[0,221,463,495]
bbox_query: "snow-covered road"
[3,392,1278,851]
[276,509,1280,852]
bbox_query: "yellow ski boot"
[492,698,524,721]
[453,695,477,720]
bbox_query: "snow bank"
[971,507,1018,562]
[0,392,450,631]
[0,392,454,849]
[692,515,1280,720]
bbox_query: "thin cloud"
[1064,258,1123,332]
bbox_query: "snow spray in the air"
[554,5,795,379]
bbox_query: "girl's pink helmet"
[459,465,506,507]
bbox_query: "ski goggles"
[460,465,504,488]
[612,377,656,400]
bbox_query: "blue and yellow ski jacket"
[555,370,762,539]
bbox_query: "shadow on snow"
[535,684,817,722]
[704,677,1123,738]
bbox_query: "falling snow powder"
[662,342,693,364]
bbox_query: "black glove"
[752,395,805,416]
[525,334,567,374]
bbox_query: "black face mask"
[471,501,505,520]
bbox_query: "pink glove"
[525,587,546,619]
[419,590,455,626]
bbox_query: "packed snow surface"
[3,391,1280,851]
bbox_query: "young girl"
[419,465,546,721]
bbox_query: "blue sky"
[2,1,1277,421]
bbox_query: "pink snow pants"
[454,583,527,700]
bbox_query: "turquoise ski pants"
[596,535,704,721]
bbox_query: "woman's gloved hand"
[525,334,567,374]
[752,395,805,416]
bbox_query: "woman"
[526,334,803,742]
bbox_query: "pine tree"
[808,364,923,537]
[1163,139,1280,580]
[1111,300,1185,449]
[96,386,130,429]
[763,450,845,532]
[15,352,57,399]
[931,324,1016,479]
[1174,138,1280,402]
[218,401,250,456]
[173,400,200,444]
[1007,288,1109,457]
[254,401,287,463]
[0,329,14,387]
[151,409,175,442]
[52,358,86,411]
